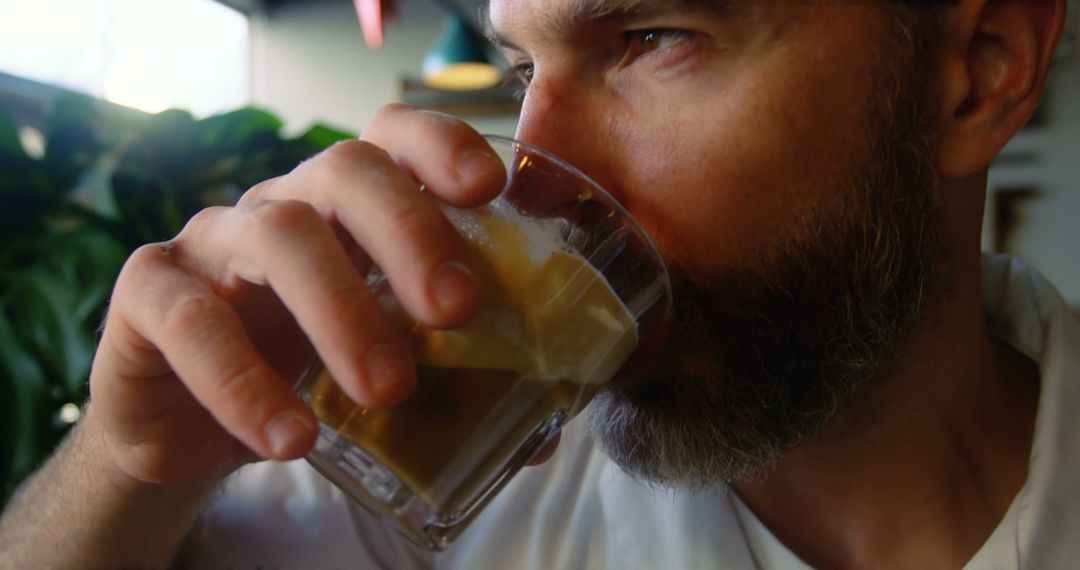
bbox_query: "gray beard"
[587,19,942,491]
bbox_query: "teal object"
[423,15,500,90]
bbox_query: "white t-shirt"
[183,254,1080,569]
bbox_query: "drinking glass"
[296,135,671,550]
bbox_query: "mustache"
[590,130,942,489]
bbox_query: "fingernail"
[457,149,499,186]
[365,343,415,396]
[433,261,478,313]
[265,410,314,457]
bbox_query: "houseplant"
[0,94,352,506]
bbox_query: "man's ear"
[934,0,1066,179]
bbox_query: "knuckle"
[427,110,473,137]
[164,294,222,337]
[410,108,475,145]
[128,242,169,266]
[369,102,417,128]
[387,206,453,247]
[369,103,475,147]
[178,206,227,239]
[246,199,321,237]
[321,278,373,322]
[123,242,176,276]
[242,176,282,202]
[214,360,268,409]
[321,139,393,171]
[112,243,177,305]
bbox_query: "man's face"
[489,0,942,487]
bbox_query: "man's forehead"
[486,0,725,44]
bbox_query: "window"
[0,0,249,117]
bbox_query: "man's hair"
[899,0,1077,76]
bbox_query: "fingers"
[235,114,501,404]
[109,105,508,448]
[112,244,318,460]
[241,106,505,330]
[177,200,416,408]
[251,139,485,331]
[363,103,507,208]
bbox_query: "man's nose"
[515,77,603,164]
[513,79,623,202]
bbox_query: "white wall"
[987,64,1080,307]
[248,0,516,137]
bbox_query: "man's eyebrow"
[484,0,725,51]
[482,13,519,51]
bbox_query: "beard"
[587,17,943,490]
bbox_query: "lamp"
[422,14,501,91]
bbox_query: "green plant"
[0,94,353,507]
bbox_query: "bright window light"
[0,0,249,117]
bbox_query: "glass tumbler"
[296,135,671,550]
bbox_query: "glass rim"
[480,133,673,315]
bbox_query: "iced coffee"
[296,136,670,550]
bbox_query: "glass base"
[305,409,567,551]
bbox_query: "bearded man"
[1,0,1075,568]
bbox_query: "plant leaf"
[0,113,28,161]
[298,124,354,149]
[198,107,283,152]
[0,312,64,507]
[43,94,104,195]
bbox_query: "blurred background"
[0,0,1076,507]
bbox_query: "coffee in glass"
[296,136,670,550]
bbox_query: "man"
[0,0,1075,567]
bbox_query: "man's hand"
[0,105,506,569]
[90,104,506,484]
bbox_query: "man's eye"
[624,29,692,59]
[513,62,535,85]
